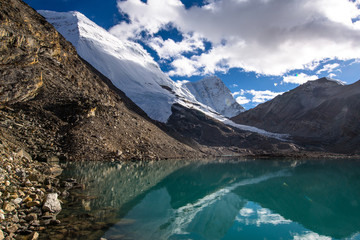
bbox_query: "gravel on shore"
[0,140,80,240]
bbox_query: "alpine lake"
[41,158,360,240]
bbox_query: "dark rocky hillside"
[232,77,360,154]
[0,0,201,161]
[167,104,301,156]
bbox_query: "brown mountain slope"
[0,0,201,161]
[232,78,360,153]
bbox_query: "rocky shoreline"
[0,140,82,240]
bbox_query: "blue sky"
[25,0,360,109]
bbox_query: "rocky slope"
[0,0,201,162]
[232,77,360,153]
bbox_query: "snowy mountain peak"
[183,76,245,118]
[38,11,81,43]
[39,10,245,121]
[40,10,178,122]
[39,10,286,139]
[199,75,222,84]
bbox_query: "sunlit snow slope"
[39,10,288,139]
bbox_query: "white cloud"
[316,63,340,74]
[147,33,205,59]
[282,73,319,85]
[246,90,284,103]
[110,0,185,40]
[232,89,245,97]
[236,96,251,105]
[168,56,201,76]
[111,0,360,77]
[350,58,360,65]
[233,89,282,103]
[328,73,337,78]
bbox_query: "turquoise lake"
[47,159,360,240]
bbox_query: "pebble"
[30,232,39,240]
[0,145,75,240]
[12,198,22,205]
[6,224,18,233]
[25,213,37,221]
[26,201,41,208]
[3,202,16,212]
[42,193,61,213]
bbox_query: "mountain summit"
[183,76,245,118]
[39,10,244,122]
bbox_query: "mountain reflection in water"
[59,159,360,240]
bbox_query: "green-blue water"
[52,159,360,240]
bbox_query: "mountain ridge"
[232,77,360,153]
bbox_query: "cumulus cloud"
[167,56,202,76]
[147,33,205,59]
[328,73,337,78]
[232,89,245,97]
[236,96,251,105]
[110,0,360,77]
[233,89,283,104]
[316,63,341,74]
[282,73,319,84]
[246,90,284,103]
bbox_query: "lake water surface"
[46,159,360,240]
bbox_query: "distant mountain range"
[40,10,290,146]
[232,77,360,153]
[1,0,358,161]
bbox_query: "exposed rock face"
[232,77,360,153]
[0,0,200,161]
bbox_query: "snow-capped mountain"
[39,10,177,122]
[182,76,245,118]
[39,10,287,140]
[39,10,246,122]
